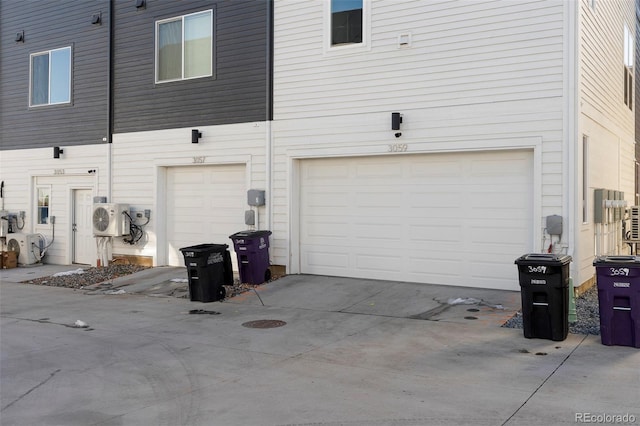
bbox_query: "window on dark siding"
[156,10,212,83]
[331,0,362,45]
[29,47,71,106]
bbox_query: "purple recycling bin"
[229,230,272,285]
[593,256,640,348]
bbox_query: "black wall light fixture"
[391,112,403,137]
[15,30,24,42]
[92,12,101,25]
[191,129,202,144]
[53,147,64,159]
[135,0,146,9]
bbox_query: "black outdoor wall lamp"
[135,0,146,9]
[392,112,403,137]
[92,13,102,25]
[192,129,202,143]
[15,30,24,42]
[53,146,64,159]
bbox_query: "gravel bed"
[502,285,601,335]
[22,265,149,289]
[22,264,283,300]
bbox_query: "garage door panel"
[300,151,532,290]
[166,165,246,267]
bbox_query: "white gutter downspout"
[564,0,579,271]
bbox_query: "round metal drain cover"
[464,316,478,320]
[466,308,480,312]
[242,319,287,329]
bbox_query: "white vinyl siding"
[275,0,565,119]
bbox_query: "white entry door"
[73,189,94,265]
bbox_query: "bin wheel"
[264,268,272,282]
[217,287,226,300]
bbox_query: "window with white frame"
[331,0,363,46]
[36,186,50,225]
[156,10,213,83]
[30,47,71,107]
[624,24,633,109]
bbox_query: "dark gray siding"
[112,0,270,133]
[0,0,110,150]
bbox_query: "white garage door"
[300,150,533,290]
[167,164,246,266]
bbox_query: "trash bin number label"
[613,282,631,288]
[259,237,266,250]
[207,252,224,265]
[610,267,630,276]
[531,279,546,285]
[528,265,547,274]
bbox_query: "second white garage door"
[166,164,246,266]
[299,150,533,290]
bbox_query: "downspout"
[107,0,114,201]
[565,0,579,320]
[564,0,579,260]
[265,0,274,232]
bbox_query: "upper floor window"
[29,47,71,107]
[331,0,363,45]
[156,10,213,83]
[624,24,633,110]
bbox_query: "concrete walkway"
[1,265,638,425]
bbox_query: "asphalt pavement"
[1,264,638,426]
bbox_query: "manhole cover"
[242,319,287,329]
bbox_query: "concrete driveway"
[1,265,638,425]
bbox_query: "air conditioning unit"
[630,206,640,240]
[7,233,43,265]
[92,203,129,237]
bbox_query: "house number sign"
[388,143,408,152]
[192,156,206,164]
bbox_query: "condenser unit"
[92,203,129,237]
[7,233,42,265]
[630,206,640,240]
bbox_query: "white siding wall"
[0,145,109,264]
[577,0,636,287]
[110,122,267,265]
[272,0,567,277]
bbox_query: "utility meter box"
[247,189,265,207]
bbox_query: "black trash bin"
[593,256,640,348]
[514,253,572,341]
[179,243,233,302]
[229,230,272,285]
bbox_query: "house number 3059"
[388,144,408,152]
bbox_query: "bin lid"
[179,243,228,253]
[515,253,572,265]
[593,255,640,266]
[229,230,272,239]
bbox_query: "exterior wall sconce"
[15,30,24,42]
[391,112,403,137]
[192,129,202,143]
[53,147,64,159]
[135,0,146,9]
[92,13,102,25]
